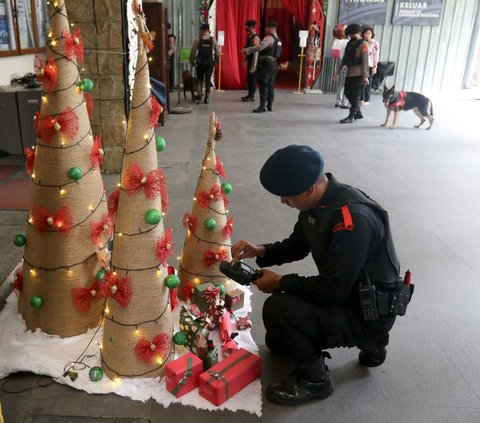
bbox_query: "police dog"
[182,71,202,103]
[382,85,434,130]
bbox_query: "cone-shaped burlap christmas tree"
[17,0,109,337]
[177,113,234,300]
[101,6,173,380]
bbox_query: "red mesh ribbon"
[72,281,104,313]
[169,288,179,311]
[196,184,222,209]
[108,189,120,217]
[182,212,196,232]
[90,135,104,169]
[214,122,222,140]
[34,107,79,143]
[134,333,171,364]
[150,96,162,128]
[123,163,167,201]
[223,216,234,238]
[63,28,84,63]
[30,206,74,235]
[24,147,35,175]
[90,213,114,246]
[222,190,230,208]
[220,310,239,353]
[34,55,57,92]
[102,272,132,308]
[183,282,195,301]
[12,267,23,295]
[204,285,220,304]
[203,249,229,267]
[84,92,94,118]
[216,155,226,177]
[156,228,174,265]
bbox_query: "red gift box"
[165,353,203,398]
[198,348,261,406]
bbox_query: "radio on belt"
[219,260,262,286]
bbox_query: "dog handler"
[232,145,409,406]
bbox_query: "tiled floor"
[1,89,480,422]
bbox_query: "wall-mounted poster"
[392,0,444,26]
[338,0,388,25]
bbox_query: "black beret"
[200,24,210,31]
[245,20,256,28]
[345,23,362,36]
[260,145,324,196]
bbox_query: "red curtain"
[280,0,310,28]
[216,0,261,89]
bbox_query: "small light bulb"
[148,57,153,62]
[59,188,66,195]
[28,217,33,223]
[177,256,181,260]
[203,166,206,170]
[157,357,163,365]
[117,183,121,187]
[81,68,85,72]
[118,233,123,237]
[88,205,94,211]
[113,272,117,276]
[143,134,148,140]
[104,306,110,315]
[156,269,162,276]
[31,173,35,179]
[193,197,197,201]
[54,1,58,6]
[70,23,74,27]
[226,209,229,214]
[135,328,139,334]
[122,120,126,124]
[207,157,210,161]
[68,269,72,275]
[162,212,165,217]
[42,96,47,103]
[51,40,57,46]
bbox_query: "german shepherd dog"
[182,71,202,104]
[382,85,434,130]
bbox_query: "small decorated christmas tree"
[177,113,234,301]
[101,3,173,380]
[16,0,109,337]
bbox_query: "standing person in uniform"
[360,25,380,106]
[243,20,282,113]
[190,24,220,104]
[241,20,260,102]
[167,23,176,90]
[333,23,369,123]
[232,145,410,406]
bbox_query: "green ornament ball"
[13,234,26,247]
[155,136,166,152]
[165,274,180,289]
[221,182,232,195]
[96,268,107,282]
[173,331,187,345]
[30,296,43,309]
[89,366,104,382]
[204,217,217,230]
[79,78,94,92]
[145,208,162,225]
[68,167,83,181]
[214,283,226,295]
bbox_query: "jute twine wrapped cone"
[177,112,233,300]
[18,0,108,337]
[101,14,173,380]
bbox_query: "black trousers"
[344,75,364,116]
[246,59,257,98]
[263,292,394,365]
[257,60,278,105]
[197,63,214,95]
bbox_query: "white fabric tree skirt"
[0,277,262,416]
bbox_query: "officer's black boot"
[253,100,267,113]
[358,333,389,367]
[203,94,209,104]
[267,102,273,112]
[340,112,356,124]
[266,352,335,406]
[241,95,254,102]
[355,110,364,120]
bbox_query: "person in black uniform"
[243,20,282,113]
[232,145,403,406]
[241,20,260,102]
[334,23,369,123]
[190,24,220,104]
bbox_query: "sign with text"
[392,0,444,26]
[338,0,388,25]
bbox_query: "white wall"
[0,54,35,86]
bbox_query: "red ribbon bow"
[156,228,174,265]
[182,212,197,232]
[203,249,229,267]
[196,184,222,209]
[12,267,23,295]
[90,135,104,169]
[63,28,84,63]
[220,310,239,354]
[102,271,132,308]
[30,206,74,235]
[90,213,114,246]
[204,285,220,304]
[123,163,168,206]
[134,333,171,364]
[216,155,226,177]
[223,216,234,238]
[24,147,35,175]
[150,96,163,129]
[169,287,179,311]
[34,55,57,92]
[72,281,105,312]
[34,107,79,143]
[107,189,120,217]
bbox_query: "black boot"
[241,95,254,102]
[203,94,209,104]
[253,101,267,113]
[358,333,389,367]
[340,114,355,123]
[355,110,364,120]
[267,102,273,112]
[266,353,335,406]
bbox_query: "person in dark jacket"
[241,20,260,102]
[232,145,401,406]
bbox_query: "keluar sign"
[392,0,444,26]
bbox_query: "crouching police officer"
[232,145,411,406]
